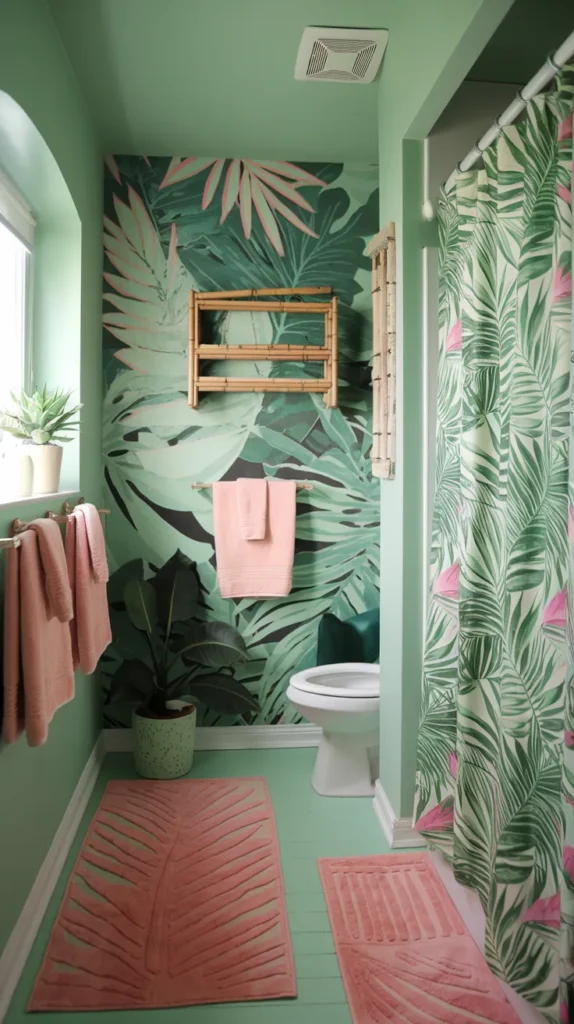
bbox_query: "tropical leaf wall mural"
[101,156,380,727]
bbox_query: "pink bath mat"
[319,853,521,1024]
[29,778,296,1011]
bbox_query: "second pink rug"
[319,853,521,1024]
[30,778,296,1011]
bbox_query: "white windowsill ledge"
[0,489,80,512]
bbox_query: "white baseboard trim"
[373,779,426,849]
[103,723,322,753]
[0,735,104,1022]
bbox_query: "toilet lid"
[289,662,379,698]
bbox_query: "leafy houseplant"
[107,551,258,778]
[0,386,82,495]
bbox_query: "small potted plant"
[0,386,82,495]
[106,551,258,778]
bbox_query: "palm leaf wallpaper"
[101,156,380,728]
[414,68,574,1023]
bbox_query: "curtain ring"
[517,87,529,104]
[546,53,561,74]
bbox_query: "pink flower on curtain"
[521,893,560,928]
[565,730,574,748]
[558,115,573,141]
[449,752,458,778]
[434,563,460,600]
[446,319,462,352]
[415,797,454,833]
[558,183,572,205]
[553,266,572,302]
[563,846,574,885]
[561,1002,569,1023]
[543,589,567,628]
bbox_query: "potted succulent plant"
[0,386,82,495]
[106,551,258,779]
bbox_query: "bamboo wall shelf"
[188,287,338,408]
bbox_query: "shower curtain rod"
[444,28,574,194]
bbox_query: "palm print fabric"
[101,157,379,728]
[414,67,574,1022]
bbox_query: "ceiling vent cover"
[295,27,388,84]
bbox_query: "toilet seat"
[289,662,379,699]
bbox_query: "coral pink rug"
[30,778,296,1011]
[319,853,522,1024]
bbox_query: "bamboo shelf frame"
[367,224,396,480]
[188,287,338,408]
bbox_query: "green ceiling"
[46,0,572,160]
[47,0,387,161]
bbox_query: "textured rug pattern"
[319,853,522,1024]
[30,778,296,1010]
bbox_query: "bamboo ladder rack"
[188,287,338,409]
[367,224,396,479]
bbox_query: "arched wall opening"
[0,90,81,491]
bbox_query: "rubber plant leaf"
[150,550,199,627]
[107,559,145,605]
[107,658,155,705]
[181,674,259,713]
[173,622,248,667]
[123,579,158,634]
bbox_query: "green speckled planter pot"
[132,706,196,779]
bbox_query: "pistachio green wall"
[377,0,515,817]
[0,0,103,953]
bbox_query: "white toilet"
[286,663,380,797]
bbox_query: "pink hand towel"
[2,526,75,747]
[74,503,109,583]
[237,478,267,539]
[213,480,296,598]
[65,506,111,675]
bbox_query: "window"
[0,171,34,419]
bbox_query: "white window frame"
[0,169,35,410]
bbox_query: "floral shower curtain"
[414,67,574,1022]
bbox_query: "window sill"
[0,489,80,512]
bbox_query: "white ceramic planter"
[29,443,63,495]
[0,448,33,498]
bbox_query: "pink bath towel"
[237,478,267,539]
[2,522,75,747]
[65,505,111,675]
[213,480,296,598]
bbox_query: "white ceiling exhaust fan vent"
[295,27,388,85]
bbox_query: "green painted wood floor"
[6,748,389,1023]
